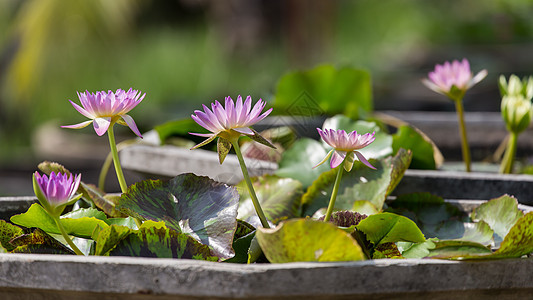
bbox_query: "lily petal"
[330,151,346,169]
[93,117,112,136]
[61,120,93,130]
[121,114,143,138]
[355,151,376,170]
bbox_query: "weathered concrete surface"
[0,254,532,300]
[120,144,277,185]
[395,169,533,205]
[0,197,36,221]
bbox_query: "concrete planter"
[0,197,532,299]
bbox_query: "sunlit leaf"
[0,220,24,252]
[236,175,303,224]
[256,218,365,263]
[471,195,524,245]
[10,228,75,254]
[10,204,109,238]
[392,125,437,169]
[116,173,239,259]
[355,212,425,245]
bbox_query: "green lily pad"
[236,175,303,225]
[455,221,494,246]
[10,204,109,238]
[428,240,492,259]
[355,212,426,245]
[276,138,331,187]
[392,125,439,170]
[492,212,533,258]
[398,239,437,259]
[9,228,75,254]
[0,220,24,252]
[373,242,402,259]
[302,149,412,216]
[386,193,469,240]
[256,218,365,263]
[273,65,372,119]
[471,195,524,245]
[83,183,127,218]
[116,173,239,259]
[95,221,217,260]
[322,115,393,160]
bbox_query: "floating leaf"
[10,204,109,238]
[352,200,380,215]
[456,221,494,246]
[97,221,217,260]
[10,228,75,254]
[398,239,437,259]
[83,183,127,217]
[392,125,438,169]
[322,116,393,159]
[493,212,533,258]
[386,193,469,240]
[471,195,524,245]
[373,242,402,259]
[355,212,425,245]
[0,220,24,252]
[116,173,239,259]
[302,149,411,216]
[256,218,365,263]
[428,240,492,259]
[236,175,303,224]
[276,138,330,187]
[273,65,372,119]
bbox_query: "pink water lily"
[62,88,145,137]
[315,128,376,170]
[33,171,81,214]
[422,58,487,101]
[190,95,273,149]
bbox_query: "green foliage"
[236,175,303,224]
[10,204,109,238]
[0,220,24,252]
[471,195,524,245]
[392,125,439,169]
[273,65,372,119]
[302,149,412,216]
[94,221,217,260]
[256,219,365,263]
[116,173,239,260]
[355,213,426,246]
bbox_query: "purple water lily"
[33,171,81,211]
[422,58,487,101]
[315,128,376,170]
[190,95,273,149]
[62,88,145,137]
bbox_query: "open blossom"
[315,128,376,171]
[190,95,274,154]
[422,58,487,101]
[62,88,145,137]
[33,171,81,216]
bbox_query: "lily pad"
[275,138,331,187]
[95,221,217,260]
[10,204,109,238]
[355,212,426,245]
[398,239,437,259]
[273,65,372,119]
[236,175,303,225]
[302,149,411,216]
[322,115,393,160]
[116,173,239,259]
[428,240,492,259]
[392,125,439,169]
[9,228,75,254]
[471,195,524,245]
[256,218,365,263]
[492,212,533,258]
[0,220,24,252]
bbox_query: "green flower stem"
[53,217,84,255]
[107,125,128,193]
[107,125,143,229]
[231,140,270,228]
[324,165,344,223]
[499,131,518,174]
[454,100,472,172]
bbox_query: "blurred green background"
[1,0,533,189]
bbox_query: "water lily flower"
[33,171,82,217]
[190,95,275,163]
[315,128,376,171]
[499,74,533,100]
[62,88,145,137]
[422,58,487,102]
